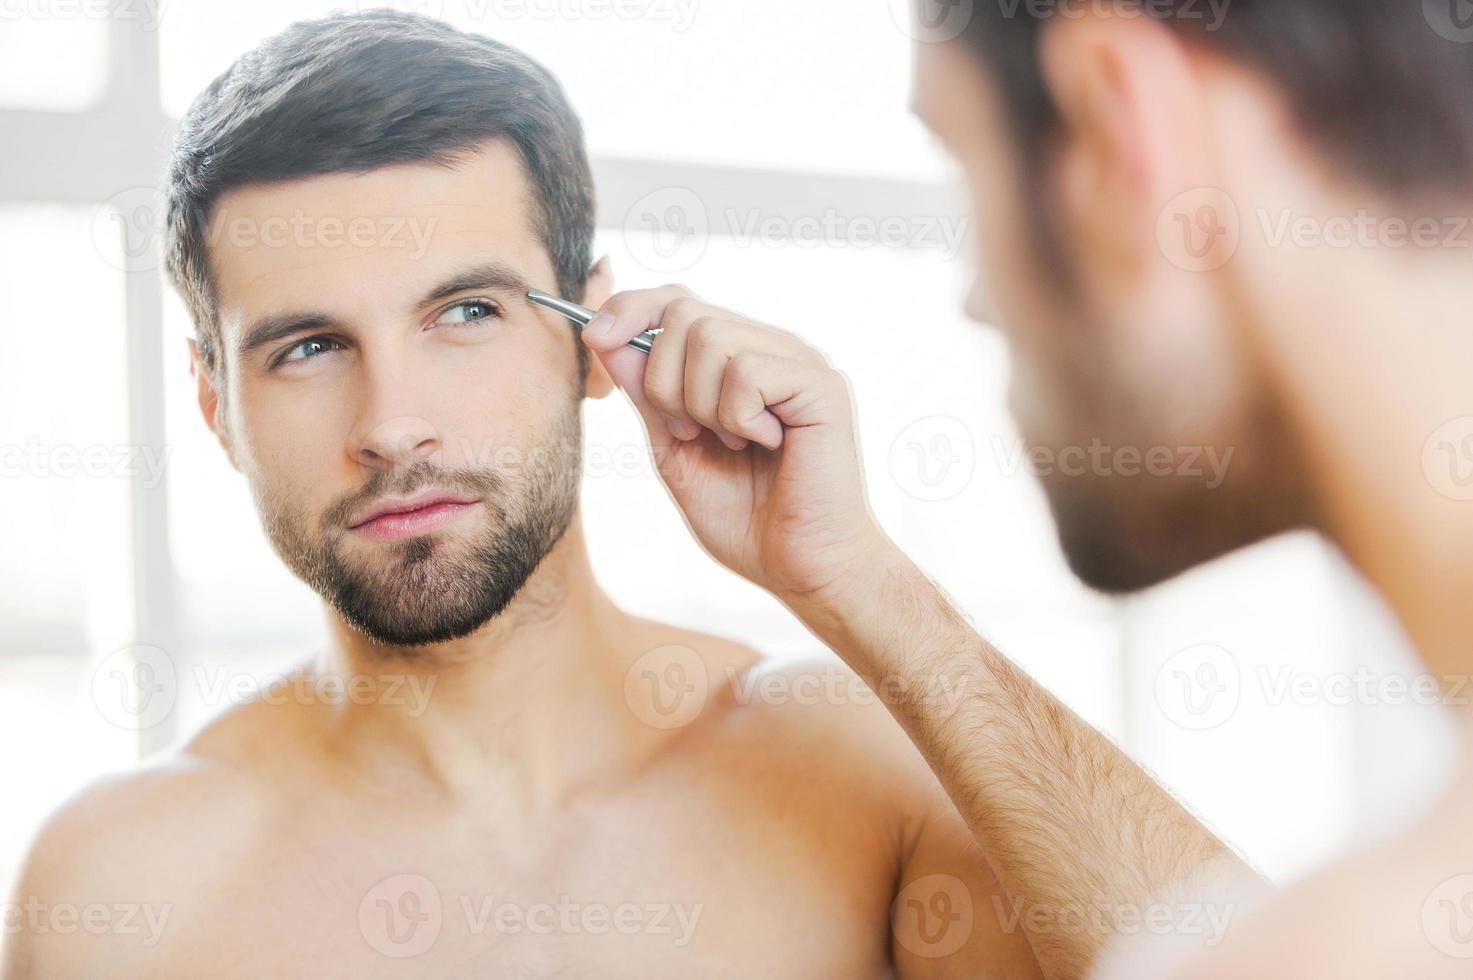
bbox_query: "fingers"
[583,285,829,453]
[638,297,702,442]
[722,353,856,447]
[591,342,678,457]
[585,286,702,442]
[716,353,790,451]
[580,284,830,448]
[582,284,698,349]
[682,317,781,451]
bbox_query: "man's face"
[194,140,603,648]
[913,38,1305,592]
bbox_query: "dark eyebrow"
[235,261,533,362]
[417,261,532,309]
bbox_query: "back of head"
[962,1,1473,201]
[913,1,1473,590]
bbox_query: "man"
[0,11,1060,978]
[2,7,1084,978]
[575,2,1473,979]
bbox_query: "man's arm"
[577,285,1261,980]
[786,543,1261,980]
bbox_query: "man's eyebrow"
[237,311,340,361]
[417,261,532,309]
[235,262,533,362]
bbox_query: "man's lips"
[349,492,481,542]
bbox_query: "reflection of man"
[1,11,1054,978]
[574,3,1473,979]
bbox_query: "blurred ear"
[1038,10,1211,289]
[579,255,617,400]
[188,338,239,472]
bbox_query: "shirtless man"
[1,11,1068,978]
[570,3,1473,979]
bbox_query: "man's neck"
[307,512,652,817]
[1265,241,1473,690]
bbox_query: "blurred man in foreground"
[579,3,1473,978]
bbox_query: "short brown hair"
[957,1,1473,197]
[164,9,595,381]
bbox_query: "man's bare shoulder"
[16,744,266,890]
[2,736,275,977]
[637,637,1041,974]
[8,680,318,907]
[625,615,954,829]
[1119,766,1473,980]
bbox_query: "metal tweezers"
[526,289,660,354]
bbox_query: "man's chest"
[153,799,893,977]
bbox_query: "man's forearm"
[786,542,1255,980]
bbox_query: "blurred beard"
[253,402,582,649]
[1009,325,1309,595]
[1041,462,1298,594]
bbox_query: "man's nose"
[349,365,443,472]
[353,413,440,471]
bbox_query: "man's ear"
[1038,10,1213,287]
[578,255,617,400]
[188,337,240,472]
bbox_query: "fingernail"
[583,313,615,344]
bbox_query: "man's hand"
[582,283,1257,980]
[580,284,891,607]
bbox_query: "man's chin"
[1044,479,1238,596]
[328,576,507,650]
[1056,528,1187,596]
[1045,477,1301,597]
[338,605,500,650]
[315,539,522,650]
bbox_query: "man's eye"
[279,336,344,366]
[436,299,502,326]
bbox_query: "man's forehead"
[209,139,547,302]
[207,139,548,325]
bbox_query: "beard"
[252,402,582,649]
[1008,320,1311,596]
[1040,459,1305,595]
